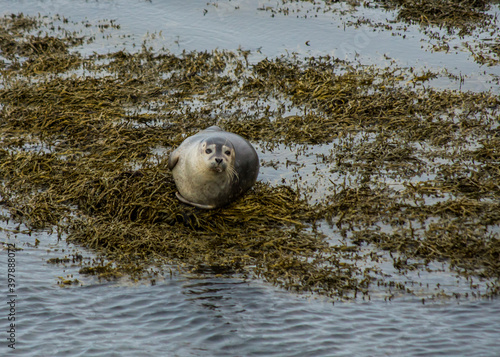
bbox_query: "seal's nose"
[215,158,223,164]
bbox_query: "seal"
[168,126,259,209]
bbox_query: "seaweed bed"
[381,0,496,29]
[0,11,499,300]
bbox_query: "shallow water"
[1,1,500,356]
[4,224,500,357]
[2,0,499,89]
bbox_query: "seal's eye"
[205,149,212,154]
[225,150,231,156]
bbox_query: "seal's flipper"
[175,192,216,210]
[167,150,180,170]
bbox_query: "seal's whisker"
[227,164,238,181]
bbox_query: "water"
[4,225,500,357]
[1,1,500,356]
[3,227,500,356]
[2,0,499,89]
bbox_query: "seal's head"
[199,137,237,179]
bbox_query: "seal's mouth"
[211,166,224,173]
[209,163,226,173]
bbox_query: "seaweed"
[0,13,498,300]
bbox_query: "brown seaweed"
[0,13,498,300]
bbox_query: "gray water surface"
[6,226,500,357]
[22,285,500,357]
